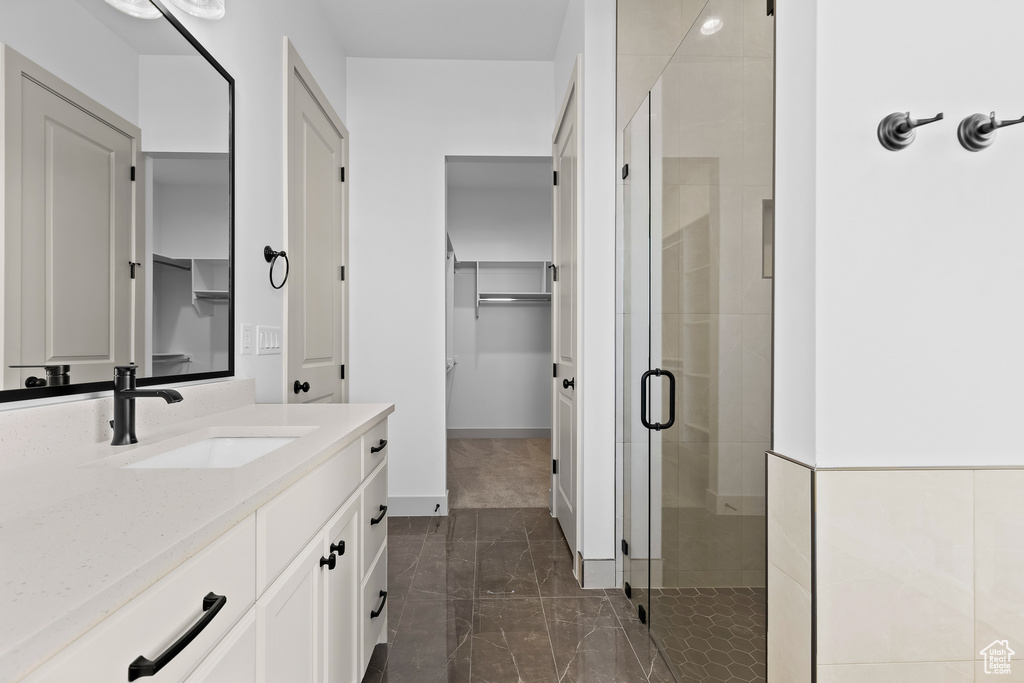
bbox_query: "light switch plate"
[256,325,282,355]
[240,323,253,355]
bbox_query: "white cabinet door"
[324,498,360,683]
[257,536,328,683]
[185,609,256,683]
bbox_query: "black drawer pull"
[320,554,336,570]
[370,439,387,454]
[370,504,388,525]
[127,592,226,681]
[331,540,346,555]
[370,590,388,619]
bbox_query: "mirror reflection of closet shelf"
[455,260,553,318]
[153,254,229,316]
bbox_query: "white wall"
[347,58,555,513]
[579,0,617,562]
[160,2,348,404]
[775,0,1024,468]
[448,271,552,431]
[139,55,228,153]
[0,0,139,124]
[446,187,552,261]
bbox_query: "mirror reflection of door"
[2,46,140,391]
[285,41,347,405]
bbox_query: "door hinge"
[621,163,629,179]
[621,539,629,556]
[553,170,558,186]
[552,459,558,475]
[638,605,647,625]
[624,581,632,599]
[130,166,136,181]
[767,0,774,16]
[128,261,140,279]
[340,265,345,281]
[340,364,345,380]
[340,167,345,182]
[552,363,557,378]
[548,264,558,282]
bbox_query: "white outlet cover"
[240,323,254,355]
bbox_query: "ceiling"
[446,156,552,191]
[317,0,571,61]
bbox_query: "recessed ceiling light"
[701,17,724,35]
[104,0,162,19]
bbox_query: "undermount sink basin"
[123,436,299,469]
[83,425,319,470]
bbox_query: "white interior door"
[286,42,347,404]
[551,61,580,560]
[3,47,140,390]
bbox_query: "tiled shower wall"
[767,457,1024,683]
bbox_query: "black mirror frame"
[0,0,235,403]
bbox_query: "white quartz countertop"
[0,401,394,682]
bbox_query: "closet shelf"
[153,352,192,363]
[194,290,230,300]
[478,291,551,303]
[153,253,192,271]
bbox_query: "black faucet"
[111,365,184,446]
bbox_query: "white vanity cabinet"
[20,416,389,683]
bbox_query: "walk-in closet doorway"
[443,156,555,510]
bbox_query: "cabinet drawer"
[360,544,388,674]
[257,440,361,593]
[361,420,388,478]
[184,608,255,683]
[25,515,256,683]
[360,462,388,576]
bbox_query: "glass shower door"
[620,0,773,680]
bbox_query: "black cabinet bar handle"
[370,590,388,619]
[331,540,346,555]
[127,592,226,681]
[370,439,387,453]
[370,504,388,525]
[320,554,336,570]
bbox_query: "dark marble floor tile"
[423,508,478,544]
[387,594,406,643]
[385,599,473,680]
[474,597,548,633]
[361,643,389,683]
[476,508,531,542]
[530,540,589,598]
[471,630,558,682]
[388,516,433,537]
[407,541,476,601]
[476,541,539,599]
[550,623,651,683]
[522,508,566,542]
[387,539,421,597]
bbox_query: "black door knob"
[320,554,336,570]
[563,377,575,390]
[293,380,310,394]
[25,376,47,388]
[330,540,345,555]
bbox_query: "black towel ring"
[265,246,289,289]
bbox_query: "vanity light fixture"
[168,0,226,20]
[701,17,724,35]
[104,0,162,19]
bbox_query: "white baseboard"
[582,558,616,589]
[388,492,448,517]
[447,429,551,439]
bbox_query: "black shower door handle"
[639,368,676,431]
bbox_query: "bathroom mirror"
[0,0,234,401]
